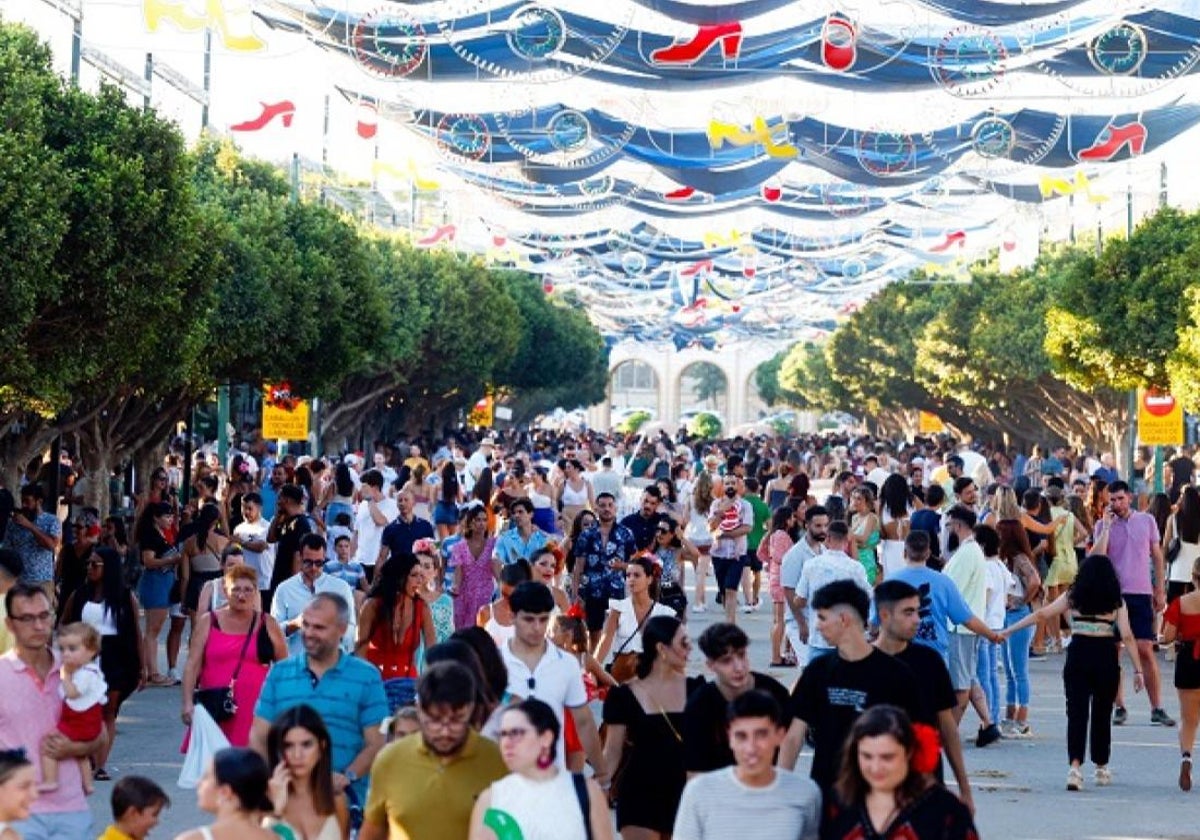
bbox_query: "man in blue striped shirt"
[252,592,388,802]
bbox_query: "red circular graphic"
[352,8,427,78]
[1144,391,1176,417]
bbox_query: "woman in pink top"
[449,505,499,629]
[765,506,797,667]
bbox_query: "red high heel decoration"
[231,100,295,131]
[651,22,742,65]
[664,186,696,201]
[929,230,966,252]
[1078,121,1147,161]
[680,259,713,277]
[822,14,856,72]
[417,224,456,246]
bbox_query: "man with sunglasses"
[270,534,356,656]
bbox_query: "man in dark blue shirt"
[376,489,433,571]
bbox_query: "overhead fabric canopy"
[78,0,1200,345]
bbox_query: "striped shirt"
[255,652,388,791]
[673,767,821,840]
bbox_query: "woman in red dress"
[357,553,436,710]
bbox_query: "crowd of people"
[1,428,1200,839]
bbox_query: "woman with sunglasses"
[650,518,696,619]
[469,698,612,840]
[59,547,148,781]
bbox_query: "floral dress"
[450,537,497,629]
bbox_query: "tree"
[754,351,801,408]
[686,362,727,409]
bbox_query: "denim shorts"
[712,555,744,591]
[137,567,176,610]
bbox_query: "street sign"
[1137,388,1184,446]
[262,382,310,441]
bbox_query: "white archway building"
[588,340,789,431]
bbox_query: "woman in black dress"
[822,705,978,840]
[59,546,148,781]
[602,615,702,840]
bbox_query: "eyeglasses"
[86,560,104,568]
[9,611,53,625]
[300,558,323,568]
[497,727,530,741]
[228,586,257,596]
[656,528,672,535]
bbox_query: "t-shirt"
[683,673,792,773]
[887,566,974,661]
[270,514,314,591]
[1096,512,1159,595]
[4,511,60,585]
[891,643,957,728]
[795,551,871,649]
[379,515,435,567]
[711,499,753,559]
[673,767,821,840]
[944,540,987,635]
[745,494,772,551]
[354,497,398,568]
[789,648,920,792]
[982,559,1012,630]
[234,518,272,591]
[910,508,943,558]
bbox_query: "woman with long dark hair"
[996,519,1041,738]
[477,560,533,648]
[321,463,356,531]
[266,705,348,840]
[137,501,184,687]
[434,461,463,539]
[594,557,675,673]
[824,705,977,840]
[176,748,277,840]
[59,546,148,781]
[1002,552,1143,791]
[764,505,796,667]
[1163,486,1200,606]
[1162,556,1200,790]
[181,505,230,624]
[357,553,435,708]
[601,616,701,840]
[449,505,499,630]
[878,474,912,580]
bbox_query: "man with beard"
[252,593,387,803]
[359,661,505,840]
[4,485,61,602]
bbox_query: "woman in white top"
[176,747,280,840]
[594,556,676,666]
[556,459,594,533]
[469,699,612,840]
[687,471,715,612]
[878,474,913,581]
[1165,487,1200,605]
[265,706,349,840]
[0,748,36,840]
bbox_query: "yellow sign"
[918,411,946,434]
[1137,388,1184,446]
[468,394,494,428]
[262,383,310,441]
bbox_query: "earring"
[536,748,553,769]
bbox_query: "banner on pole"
[262,382,310,441]
[1137,388,1183,446]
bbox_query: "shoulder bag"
[605,604,652,684]
[194,612,258,723]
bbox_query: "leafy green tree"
[688,411,722,440]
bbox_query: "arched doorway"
[746,369,770,420]
[677,362,728,425]
[609,361,660,418]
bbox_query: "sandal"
[93,768,111,781]
[768,660,795,668]
[147,674,175,687]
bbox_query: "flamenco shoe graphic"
[664,186,696,201]
[417,224,456,246]
[929,230,966,252]
[822,14,856,72]
[651,22,743,65]
[231,100,295,131]
[1077,121,1147,162]
[143,0,265,52]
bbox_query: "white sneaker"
[1067,767,1084,791]
[691,603,706,614]
[740,604,753,614]
[1094,766,1112,787]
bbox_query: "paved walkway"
[88,605,1198,839]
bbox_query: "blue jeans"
[976,636,1001,724]
[1003,605,1034,708]
[12,811,93,840]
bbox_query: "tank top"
[489,772,588,840]
[560,479,589,507]
[485,611,516,648]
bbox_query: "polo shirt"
[501,641,588,767]
[365,731,506,840]
[269,573,357,656]
[0,650,87,814]
[379,515,435,564]
[255,651,387,797]
[1096,512,1159,595]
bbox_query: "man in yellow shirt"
[0,549,23,655]
[360,662,506,840]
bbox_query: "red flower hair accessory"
[910,723,941,774]
[565,602,586,621]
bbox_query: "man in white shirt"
[794,521,870,661]
[589,457,624,500]
[780,506,829,665]
[465,439,495,491]
[233,492,273,608]
[500,581,607,782]
[674,690,820,840]
[353,470,398,585]
[271,534,356,656]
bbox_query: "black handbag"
[193,613,257,723]
[1167,536,1182,564]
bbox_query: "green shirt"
[745,493,772,550]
